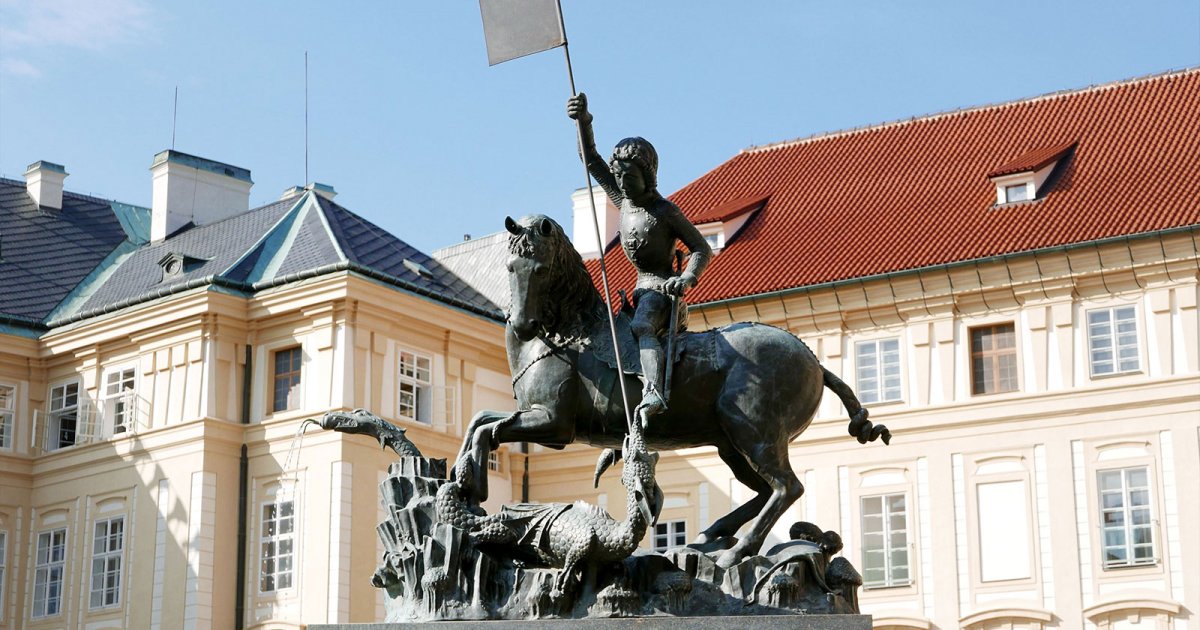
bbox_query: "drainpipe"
[235,344,252,630]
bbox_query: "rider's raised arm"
[568,93,622,205]
[664,201,712,286]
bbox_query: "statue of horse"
[458,214,890,568]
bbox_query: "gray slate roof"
[1,179,502,332]
[0,178,137,326]
[432,231,511,312]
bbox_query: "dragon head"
[622,433,663,527]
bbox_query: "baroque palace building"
[0,153,518,627]
[0,68,1197,630]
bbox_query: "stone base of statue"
[367,452,863,622]
[309,614,872,629]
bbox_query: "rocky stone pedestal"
[309,614,872,629]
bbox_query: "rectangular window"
[397,350,432,424]
[48,381,80,450]
[33,528,66,618]
[0,384,14,449]
[260,500,295,592]
[970,324,1018,395]
[271,347,302,413]
[861,493,910,587]
[90,516,124,608]
[1005,183,1030,203]
[488,451,502,473]
[1099,467,1155,568]
[1088,306,1140,376]
[652,520,687,552]
[855,339,902,404]
[103,367,137,435]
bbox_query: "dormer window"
[158,252,207,281]
[1004,183,1031,203]
[691,194,768,252]
[988,140,1075,206]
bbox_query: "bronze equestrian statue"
[458,214,890,569]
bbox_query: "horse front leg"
[458,409,517,502]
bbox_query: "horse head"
[504,215,599,342]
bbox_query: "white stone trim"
[1034,444,1055,611]
[1072,440,1094,615]
[952,453,969,616]
[917,457,935,619]
[1159,430,1184,604]
[184,471,216,630]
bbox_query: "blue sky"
[1,1,1197,254]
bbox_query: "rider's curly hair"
[610,137,658,192]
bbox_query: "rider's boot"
[636,340,667,428]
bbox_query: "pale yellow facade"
[0,270,517,628]
[1,201,1198,629]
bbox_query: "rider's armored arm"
[665,203,713,286]
[573,104,623,205]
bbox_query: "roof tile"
[588,70,1200,304]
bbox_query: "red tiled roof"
[988,140,1077,178]
[588,69,1200,305]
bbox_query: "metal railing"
[32,391,150,454]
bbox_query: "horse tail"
[822,367,892,445]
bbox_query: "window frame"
[860,492,912,589]
[969,323,1019,396]
[854,337,903,405]
[270,346,303,414]
[1086,305,1141,378]
[396,348,434,425]
[1097,465,1157,569]
[652,519,687,553]
[259,497,296,593]
[0,382,15,451]
[1004,182,1031,203]
[47,379,81,451]
[89,515,125,609]
[101,365,138,437]
[33,527,67,618]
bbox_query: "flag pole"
[555,1,636,433]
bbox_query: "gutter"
[692,224,1200,311]
[44,261,505,329]
[0,313,49,331]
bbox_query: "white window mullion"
[260,499,295,592]
[1088,306,1140,376]
[90,516,124,608]
[34,528,67,617]
[856,339,902,404]
[0,384,14,450]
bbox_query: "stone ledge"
[309,614,871,629]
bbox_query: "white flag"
[479,0,566,66]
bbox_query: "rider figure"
[568,93,712,426]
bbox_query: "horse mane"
[508,218,604,341]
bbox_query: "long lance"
[554,2,636,434]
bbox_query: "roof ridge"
[0,176,138,208]
[743,66,1200,155]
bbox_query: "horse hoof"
[715,548,743,569]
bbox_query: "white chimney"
[150,150,253,241]
[25,161,68,210]
[571,187,619,260]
